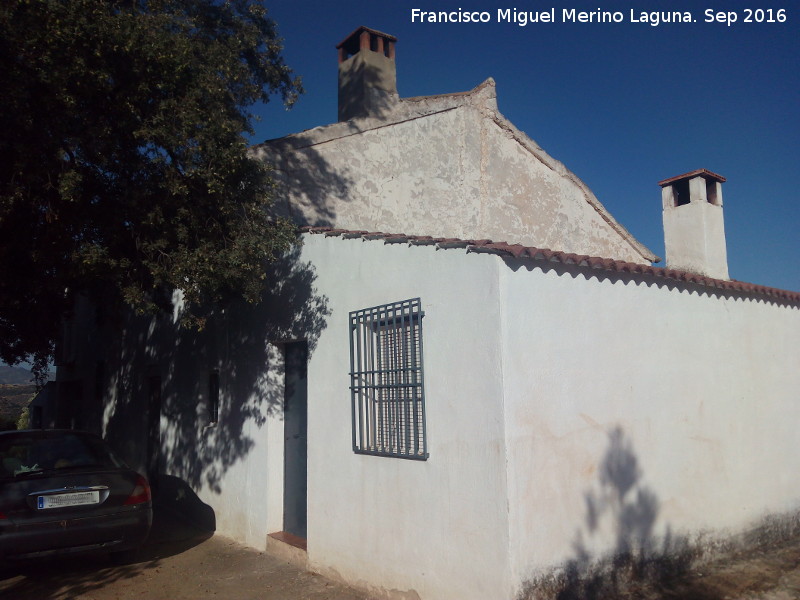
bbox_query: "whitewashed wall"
[257,80,653,265]
[301,234,513,600]
[79,233,800,600]
[96,233,515,600]
[498,261,800,592]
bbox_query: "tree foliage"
[0,0,302,379]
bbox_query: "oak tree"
[0,0,301,381]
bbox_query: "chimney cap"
[336,25,397,50]
[658,168,726,187]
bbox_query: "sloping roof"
[659,169,726,187]
[301,227,800,305]
[336,26,397,48]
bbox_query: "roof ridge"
[299,226,800,304]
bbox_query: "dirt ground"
[0,504,369,600]
[521,533,800,600]
[3,505,800,599]
[641,538,800,600]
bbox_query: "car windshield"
[0,432,123,478]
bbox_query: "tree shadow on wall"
[337,57,398,122]
[255,59,396,228]
[103,243,330,496]
[519,427,702,600]
[257,138,351,228]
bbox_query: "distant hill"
[0,366,53,429]
[0,384,36,429]
[0,365,35,385]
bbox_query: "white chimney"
[659,169,729,280]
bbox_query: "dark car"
[0,429,152,565]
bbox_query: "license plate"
[38,491,100,509]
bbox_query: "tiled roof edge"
[299,227,800,304]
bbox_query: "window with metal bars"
[349,298,428,460]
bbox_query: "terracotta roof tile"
[470,242,525,258]
[436,239,471,249]
[336,26,397,49]
[384,234,410,244]
[408,236,437,245]
[341,231,369,239]
[298,227,800,304]
[658,168,727,186]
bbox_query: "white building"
[54,26,800,600]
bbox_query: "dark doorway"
[56,381,83,429]
[146,375,162,490]
[283,341,308,539]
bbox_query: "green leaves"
[0,0,302,373]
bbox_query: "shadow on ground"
[0,476,214,599]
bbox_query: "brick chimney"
[336,26,398,121]
[659,169,729,280]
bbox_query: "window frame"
[349,298,428,460]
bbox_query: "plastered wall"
[300,234,513,600]
[499,261,800,591]
[75,232,799,599]
[257,81,653,265]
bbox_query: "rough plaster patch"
[257,78,656,265]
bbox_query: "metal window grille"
[349,298,428,460]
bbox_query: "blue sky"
[254,0,799,291]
